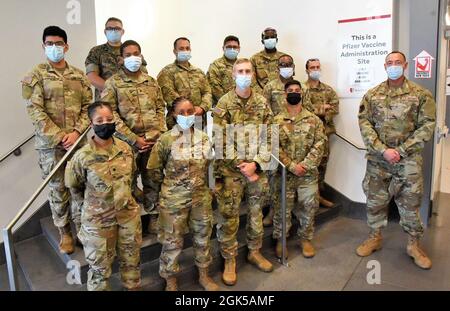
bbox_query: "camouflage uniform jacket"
[100,69,167,145]
[250,50,286,90]
[207,56,235,105]
[212,90,274,178]
[274,109,326,176]
[157,61,212,113]
[303,81,339,135]
[65,136,140,228]
[146,127,213,210]
[263,77,313,116]
[21,62,92,150]
[85,43,147,100]
[358,78,436,161]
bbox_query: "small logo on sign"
[413,50,434,79]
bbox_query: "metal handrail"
[333,132,367,151]
[0,134,35,164]
[270,153,288,267]
[2,128,90,291]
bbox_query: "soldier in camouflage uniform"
[264,54,295,116]
[357,51,436,269]
[207,35,260,106]
[213,59,274,286]
[100,40,167,234]
[157,37,212,129]
[261,55,314,227]
[147,97,218,291]
[85,17,147,101]
[271,80,326,259]
[21,26,92,254]
[304,58,339,208]
[65,102,142,291]
[250,27,287,91]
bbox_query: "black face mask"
[93,123,116,140]
[286,92,302,105]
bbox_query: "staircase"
[12,201,340,291]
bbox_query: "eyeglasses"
[225,45,239,50]
[105,27,122,32]
[279,62,294,68]
[44,41,65,47]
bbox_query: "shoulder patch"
[213,106,225,117]
[359,104,365,113]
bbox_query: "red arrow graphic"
[417,58,429,71]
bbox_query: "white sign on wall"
[337,14,392,98]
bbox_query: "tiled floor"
[2,193,450,291]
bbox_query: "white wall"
[95,0,392,203]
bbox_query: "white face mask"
[235,74,252,90]
[124,55,142,72]
[176,114,196,130]
[45,45,65,63]
[279,67,294,79]
[309,70,321,81]
[263,38,277,49]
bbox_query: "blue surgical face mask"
[45,45,65,63]
[263,38,277,50]
[124,55,142,72]
[176,114,195,130]
[309,70,321,81]
[386,65,404,80]
[224,48,239,60]
[177,51,191,62]
[235,74,252,90]
[279,67,294,79]
[105,30,122,44]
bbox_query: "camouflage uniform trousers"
[132,146,159,215]
[158,193,213,278]
[216,173,269,259]
[272,173,319,241]
[78,215,142,291]
[38,146,75,228]
[362,154,424,238]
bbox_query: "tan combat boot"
[319,195,335,208]
[300,239,316,258]
[407,236,432,269]
[198,267,219,291]
[147,214,158,235]
[247,249,274,272]
[275,239,288,259]
[263,207,274,227]
[164,276,178,291]
[356,230,382,257]
[58,224,74,254]
[222,258,237,286]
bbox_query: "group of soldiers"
[20,16,435,291]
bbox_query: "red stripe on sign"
[338,14,391,24]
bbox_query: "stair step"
[15,235,85,291]
[39,206,250,284]
[16,202,339,290]
[107,205,340,291]
[111,224,275,291]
